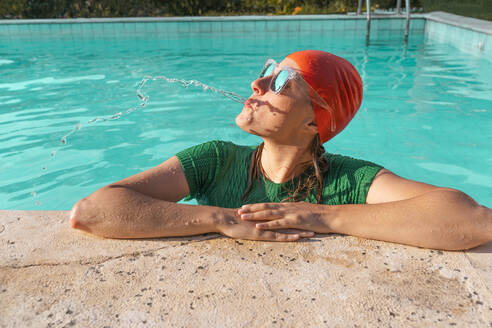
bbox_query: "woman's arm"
[329,189,492,250]
[70,186,217,238]
[239,170,492,250]
[70,156,312,241]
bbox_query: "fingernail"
[256,223,263,229]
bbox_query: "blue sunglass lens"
[273,70,289,93]
[260,63,275,78]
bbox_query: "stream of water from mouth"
[34,77,247,206]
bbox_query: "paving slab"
[0,210,490,327]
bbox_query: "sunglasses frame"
[258,59,301,94]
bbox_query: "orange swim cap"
[286,50,363,144]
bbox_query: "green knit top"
[175,140,383,208]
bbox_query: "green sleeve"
[175,140,223,200]
[326,154,384,204]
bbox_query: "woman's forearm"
[329,189,492,250]
[70,186,224,239]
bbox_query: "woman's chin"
[235,111,253,127]
[235,114,260,136]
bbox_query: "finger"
[257,230,299,242]
[238,203,278,214]
[240,209,283,221]
[277,229,315,238]
[255,219,296,230]
[298,231,315,238]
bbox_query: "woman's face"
[235,58,317,144]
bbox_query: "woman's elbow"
[69,197,95,234]
[68,187,135,238]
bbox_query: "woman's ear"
[303,119,318,135]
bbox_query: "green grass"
[421,0,492,21]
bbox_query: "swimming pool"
[1,16,491,209]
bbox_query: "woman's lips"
[244,99,257,111]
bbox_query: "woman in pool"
[69,50,491,250]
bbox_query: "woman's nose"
[251,76,270,95]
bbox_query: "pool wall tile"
[115,23,125,36]
[308,20,320,32]
[176,22,188,33]
[413,18,425,31]
[265,20,277,32]
[289,20,300,32]
[373,19,380,31]
[244,21,255,32]
[1,23,9,36]
[222,21,233,33]
[151,22,159,33]
[211,21,221,33]
[325,20,335,32]
[93,23,103,35]
[355,19,365,31]
[255,20,266,32]
[298,20,309,32]
[346,19,357,31]
[199,22,212,33]
[340,19,348,31]
[189,22,200,33]
[135,23,145,33]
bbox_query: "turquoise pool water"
[1,20,491,209]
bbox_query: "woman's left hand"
[237,202,336,234]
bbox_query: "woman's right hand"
[215,208,314,242]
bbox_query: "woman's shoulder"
[324,152,382,167]
[176,139,256,161]
[323,152,384,177]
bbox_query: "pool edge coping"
[0,13,427,24]
[425,11,492,36]
[1,209,491,327]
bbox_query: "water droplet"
[111,112,122,119]
[60,137,67,144]
[74,123,81,130]
[35,201,41,206]
[51,151,56,157]
[31,191,36,197]
[42,166,47,170]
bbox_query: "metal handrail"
[404,0,410,41]
[357,0,411,42]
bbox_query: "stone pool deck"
[0,210,490,327]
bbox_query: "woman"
[69,50,491,250]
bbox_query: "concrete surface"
[0,210,490,327]
[426,11,492,36]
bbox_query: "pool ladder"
[357,0,411,41]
